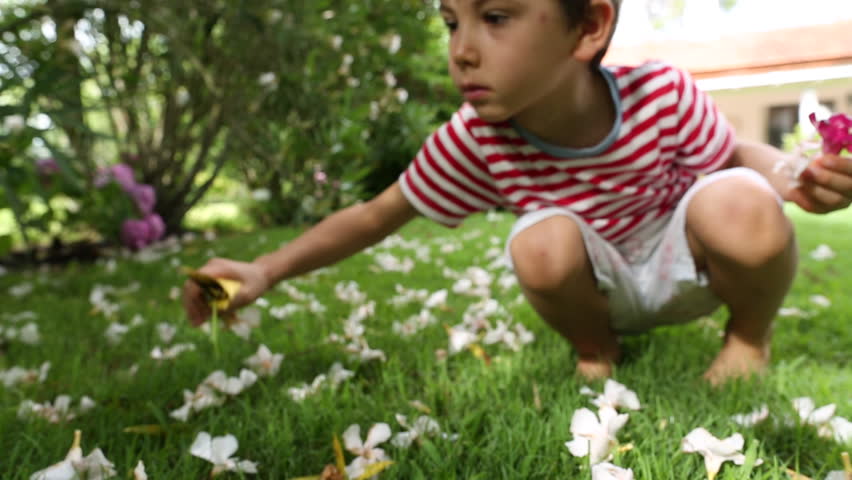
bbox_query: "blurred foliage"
[0,0,457,251]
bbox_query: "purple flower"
[121,218,153,250]
[810,112,852,155]
[94,163,137,190]
[35,158,60,176]
[110,163,137,192]
[143,213,165,242]
[130,184,156,215]
[121,213,165,250]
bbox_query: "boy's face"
[439,0,584,123]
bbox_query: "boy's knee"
[509,215,588,294]
[688,178,793,268]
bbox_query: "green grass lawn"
[1,207,850,479]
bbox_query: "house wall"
[707,78,852,145]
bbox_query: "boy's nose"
[451,30,480,69]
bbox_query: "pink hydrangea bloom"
[130,184,156,215]
[121,218,152,250]
[35,158,60,176]
[121,214,165,250]
[143,213,165,242]
[810,112,852,155]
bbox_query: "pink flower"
[314,170,327,184]
[130,184,156,215]
[144,213,165,241]
[122,218,153,250]
[810,112,852,155]
[94,163,136,190]
[35,158,60,176]
[121,214,165,250]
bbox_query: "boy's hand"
[182,258,270,326]
[788,154,852,213]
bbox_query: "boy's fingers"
[182,281,211,326]
[790,185,849,213]
[803,165,852,196]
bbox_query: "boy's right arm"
[183,181,419,325]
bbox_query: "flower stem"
[210,306,220,359]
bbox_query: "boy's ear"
[571,0,617,62]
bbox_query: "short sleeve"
[398,105,502,227]
[673,67,735,175]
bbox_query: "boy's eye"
[483,12,509,25]
[442,18,458,31]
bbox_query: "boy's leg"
[509,215,619,379]
[685,176,797,385]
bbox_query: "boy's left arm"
[727,139,852,214]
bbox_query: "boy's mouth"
[461,84,491,101]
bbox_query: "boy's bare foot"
[576,357,614,380]
[703,334,770,386]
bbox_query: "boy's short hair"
[558,0,621,67]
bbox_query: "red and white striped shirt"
[399,61,735,247]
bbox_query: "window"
[767,105,797,148]
[767,100,836,148]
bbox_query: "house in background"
[604,20,852,148]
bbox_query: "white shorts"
[505,167,782,334]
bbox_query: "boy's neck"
[512,66,616,150]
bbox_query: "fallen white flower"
[592,462,634,480]
[335,280,368,304]
[1,361,50,388]
[189,432,258,476]
[30,430,116,480]
[565,406,629,465]
[447,326,478,355]
[203,369,258,396]
[243,344,283,377]
[18,395,96,423]
[156,322,177,343]
[810,244,836,261]
[150,342,196,361]
[9,282,34,297]
[730,404,770,427]
[580,379,641,411]
[392,414,442,448]
[133,460,147,480]
[228,307,262,340]
[104,322,130,346]
[681,427,762,480]
[809,295,832,308]
[343,423,392,479]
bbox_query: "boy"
[184,0,852,384]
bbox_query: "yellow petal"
[355,461,394,480]
[784,468,814,480]
[182,267,242,310]
[333,434,346,472]
[467,343,491,365]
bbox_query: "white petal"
[565,438,590,458]
[592,462,634,480]
[170,403,192,422]
[364,423,392,449]
[588,434,614,465]
[29,460,76,480]
[391,431,416,448]
[570,408,602,436]
[189,432,213,462]
[235,459,258,474]
[829,416,852,443]
[342,424,363,454]
[133,460,147,480]
[825,471,847,480]
[210,434,239,464]
[809,404,837,425]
